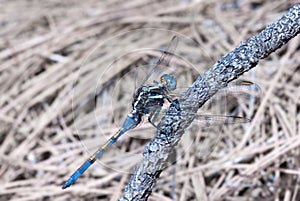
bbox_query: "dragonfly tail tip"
[62,181,71,190]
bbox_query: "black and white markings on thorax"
[130,85,168,116]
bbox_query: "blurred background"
[0,0,299,200]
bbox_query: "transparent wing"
[150,80,260,161]
[150,105,250,162]
[223,80,261,100]
[148,79,260,125]
[150,107,250,128]
[133,36,179,91]
[169,80,261,98]
[95,36,179,109]
[206,80,261,120]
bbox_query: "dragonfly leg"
[165,94,173,103]
[153,80,159,85]
[148,107,162,128]
[148,115,157,128]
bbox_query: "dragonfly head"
[160,74,177,91]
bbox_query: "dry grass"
[0,0,299,200]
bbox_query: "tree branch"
[120,4,300,201]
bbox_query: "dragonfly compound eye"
[160,74,177,91]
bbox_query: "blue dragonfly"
[62,36,259,189]
[62,36,180,189]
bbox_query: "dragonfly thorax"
[131,84,168,117]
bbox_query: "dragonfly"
[62,36,259,189]
[62,36,180,189]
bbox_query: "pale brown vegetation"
[0,0,299,201]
